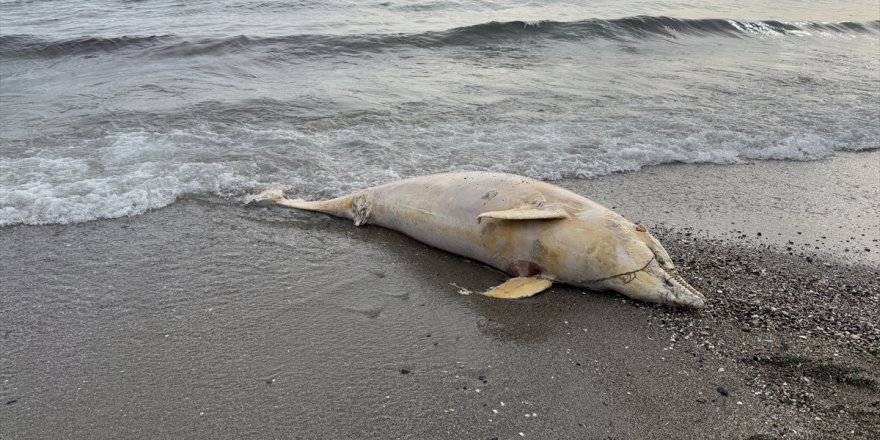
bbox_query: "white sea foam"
[1,124,875,226]
[0,132,257,225]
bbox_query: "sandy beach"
[2,152,878,439]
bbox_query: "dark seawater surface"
[1,0,879,225]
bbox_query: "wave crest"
[2,17,877,58]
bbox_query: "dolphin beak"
[598,257,707,308]
[635,231,706,308]
[661,267,706,308]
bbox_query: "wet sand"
[2,152,878,439]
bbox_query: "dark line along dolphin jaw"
[589,256,657,284]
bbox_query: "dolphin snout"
[662,268,706,308]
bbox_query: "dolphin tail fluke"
[250,188,367,224]
[249,188,287,205]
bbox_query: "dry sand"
[1,152,878,439]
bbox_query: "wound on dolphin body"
[505,260,544,277]
[351,194,372,226]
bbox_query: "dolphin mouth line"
[662,266,705,300]
[590,256,657,284]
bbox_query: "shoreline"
[559,151,879,266]
[2,152,878,439]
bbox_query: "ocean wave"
[2,17,877,58]
[1,124,876,226]
[0,132,257,226]
[0,34,173,57]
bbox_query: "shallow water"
[1,0,878,225]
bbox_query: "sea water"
[1,0,878,225]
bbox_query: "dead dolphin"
[254,172,705,308]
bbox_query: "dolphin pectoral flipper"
[477,206,569,223]
[483,277,552,299]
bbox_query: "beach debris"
[450,283,472,295]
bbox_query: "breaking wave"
[2,124,877,226]
[2,17,878,58]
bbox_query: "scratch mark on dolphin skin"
[482,190,498,201]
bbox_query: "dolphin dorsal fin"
[477,205,569,223]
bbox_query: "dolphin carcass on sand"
[254,172,706,308]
